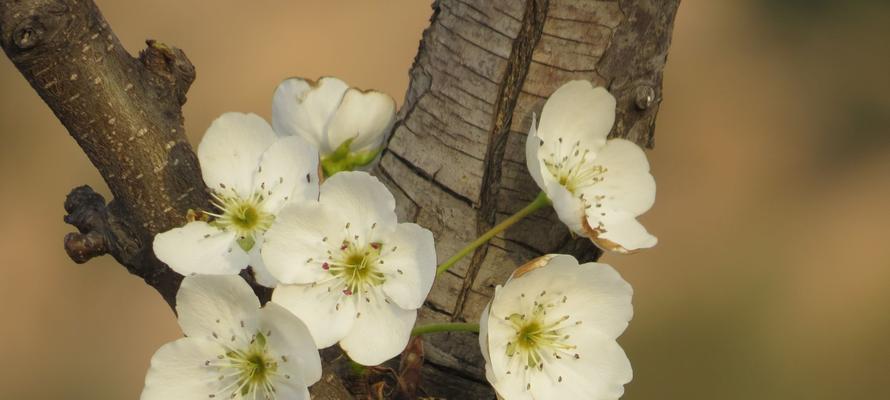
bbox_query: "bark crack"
[452,0,549,321]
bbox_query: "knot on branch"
[139,40,196,105]
[63,185,138,264]
[64,186,112,263]
[1,0,68,55]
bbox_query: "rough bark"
[378,0,679,397]
[1,0,678,398]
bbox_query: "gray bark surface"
[1,0,679,398]
[379,1,678,396]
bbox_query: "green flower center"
[206,331,293,399]
[208,190,274,252]
[542,137,607,194]
[503,291,582,389]
[324,240,387,296]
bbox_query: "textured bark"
[378,0,680,397]
[1,0,678,398]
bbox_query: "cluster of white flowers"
[143,79,656,400]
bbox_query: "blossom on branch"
[272,77,396,176]
[479,254,633,400]
[141,275,321,400]
[153,112,320,286]
[526,80,657,253]
[263,171,436,366]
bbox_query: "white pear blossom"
[526,80,657,253]
[141,275,321,400]
[272,77,396,175]
[480,254,633,400]
[153,112,320,286]
[262,171,436,366]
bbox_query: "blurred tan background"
[1,1,888,399]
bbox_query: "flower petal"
[271,282,357,348]
[537,80,614,157]
[479,299,496,385]
[580,138,655,216]
[492,331,631,400]
[272,77,349,153]
[140,337,225,400]
[584,209,657,253]
[272,383,311,400]
[259,302,323,388]
[254,135,321,214]
[198,112,277,198]
[542,174,585,235]
[378,223,437,310]
[263,202,344,285]
[530,255,633,338]
[326,88,396,153]
[247,233,277,288]
[339,289,417,366]
[175,275,261,343]
[319,171,398,232]
[525,113,546,189]
[153,221,247,277]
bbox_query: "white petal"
[485,306,522,382]
[525,113,545,190]
[140,337,225,400]
[326,88,396,153]
[175,275,260,342]
[531,332,631,400]
[259,302,323,387]
[272,77,349,153]
[339,289,417,366]
[153,221,247,277]
[531,255,633,338]
[198,112,277,198]
[254,136,321,214]
[585,209,657,253]
[543,175,586,235]
[319,171,398,232]
[271,282,356,349]
[491,332,631,400]
[580,138,655,216]
[479,302,491,363]
[378,223,437,310]
[537,80,615,157]
[272,383,311,400]
[247,234,278,288]
[263,203,343,285]
[479,299,495,384]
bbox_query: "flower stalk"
[436,191,551,276]
[412,322,480,336]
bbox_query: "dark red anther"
[322,262,330,270]
[343,289,353,296]
[370,242,382,250]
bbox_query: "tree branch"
[0,0,211,306]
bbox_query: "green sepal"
[320,138,385,177]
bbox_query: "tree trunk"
[0,0,679,398]
[378,1,679,397]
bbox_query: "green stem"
[436,191,551,276]
[411,322,480,336]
